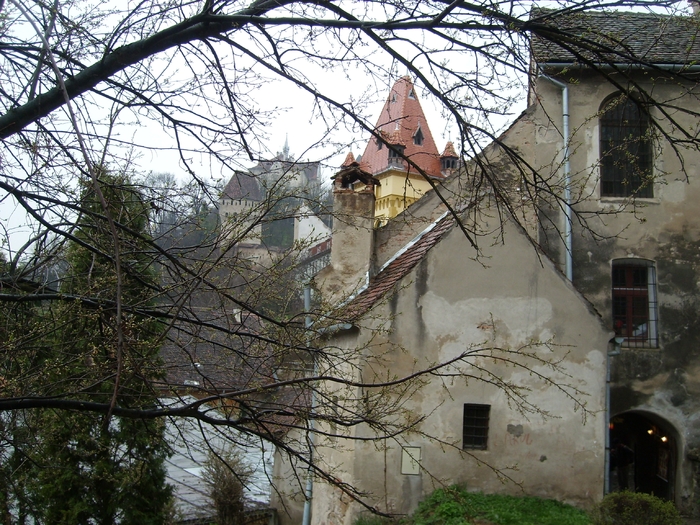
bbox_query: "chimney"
[319,156,379,301]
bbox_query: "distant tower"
[282,134,290,161]
[440,142,459,176]
[357,76,453,223]
[219,171,263,245]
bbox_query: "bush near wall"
[353,485,590,525]
[591,491,681,525]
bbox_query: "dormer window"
[376,137,383,150]
[388,145,405,164]
[408,88,415,99]
[391,93,397,103]
[413,128,424,146]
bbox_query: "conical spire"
[441,142,458,158]
[341,151,356,167]
[282,134,290,160]
[359,77,443,178]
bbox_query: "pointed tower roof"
[282,134,290,160]
[341,151,356,168]
[360,77,443,179]
[441,141,458,158]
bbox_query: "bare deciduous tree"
[1,0,699,520]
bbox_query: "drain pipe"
[604,337,624,495]
[539,74,573,281]
[302,284,315,525]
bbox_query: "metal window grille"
[600,96,653,198]
[463,404,490,450]
[612,262,658,348]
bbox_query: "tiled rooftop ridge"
[530,8,700,66]
[341,211,457,320]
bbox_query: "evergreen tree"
[23,172,172,524]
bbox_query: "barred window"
[612,260,658,348]
[463,404,490,450]
[600,95,653,198]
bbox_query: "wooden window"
[600,95,653,198]
[463,404,490,450]
[612,261,658,347]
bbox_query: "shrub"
[592,491,681,525]
[410,486,472,525]
[354,486,590,525]
[203,448,253,525]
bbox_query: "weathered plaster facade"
[272,11,700,522]
[528,66,700,515]
[300,199,610,525]
[268,153,611,524]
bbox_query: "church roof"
[360,77,444,179]
[221,171,263,201]
[530,9,700,66]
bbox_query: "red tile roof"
[341,151,356,167]
[360,77,444,179]
[341,212,456,320]
[442,141,458,158]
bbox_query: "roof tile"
[360,77,444,179]
[441,142,458,158]
[531,8,700,66]
[342,213,456,320]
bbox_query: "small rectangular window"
[612,262,658,347]
[463,404,490,450]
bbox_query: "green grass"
[354,486,592,525]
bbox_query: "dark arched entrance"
[609,411,678,501]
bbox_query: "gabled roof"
[360,77,444,179]
[342,212,456,320]
[530,9,700,66]
[221,171,263,201]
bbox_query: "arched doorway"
[609,411,678,501]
